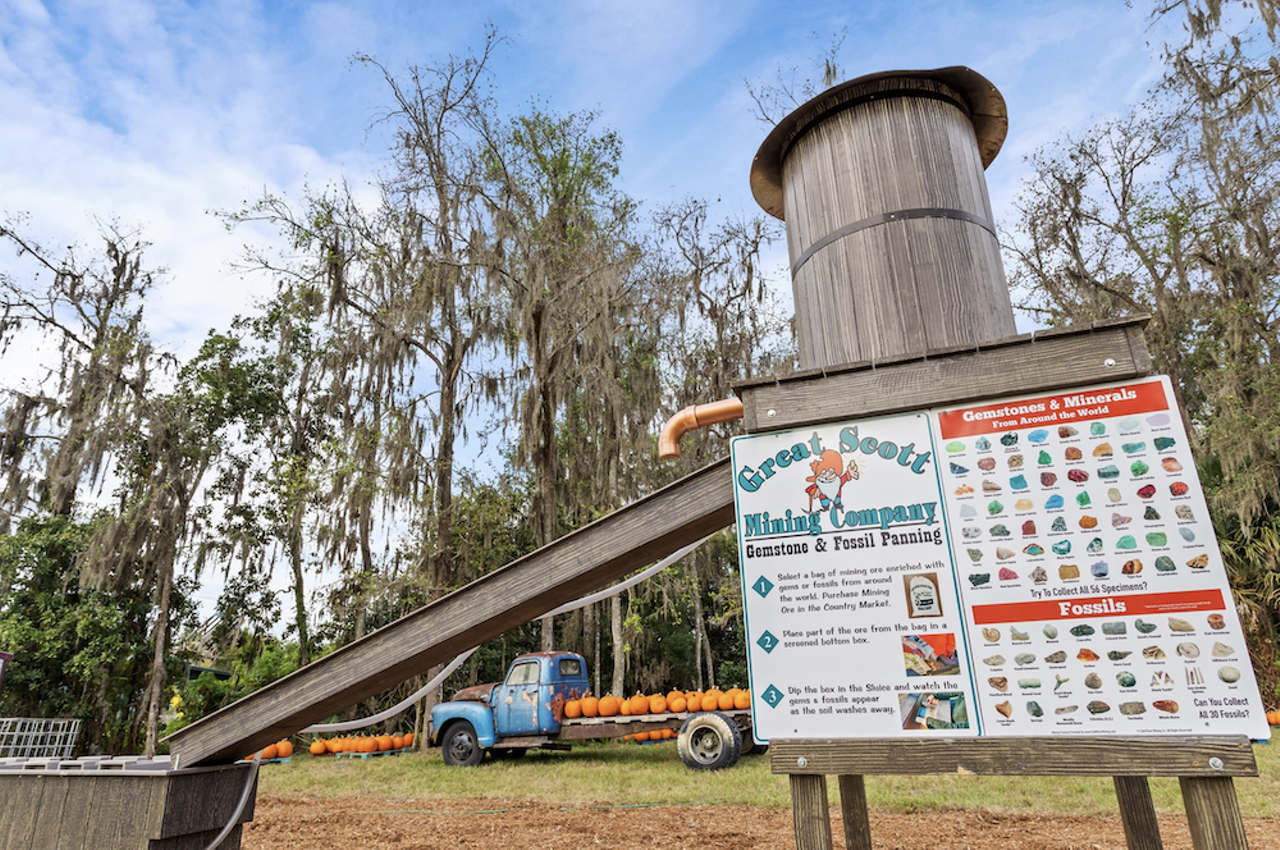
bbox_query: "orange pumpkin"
[686,694,703,712]
[599,696,620,717]
[734,690,751,710]
[633,731,651,742]
[261,743,279,760]
[666,690,684,704]
[277,740,294,758]
[392,735,405,749]
[648,694,668,714]
[629,694,649,715]
[404,732,415,746]
[564,699,582,719]
[619,698,632,716]
[669,696,688,713]
[309,739,326,756]
[581,696,600,718]
[717,690,736,711]
[377,734,394,751]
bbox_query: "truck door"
[494,659,541,735]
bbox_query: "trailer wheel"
[677,711,742,770]
[441,720,484,767]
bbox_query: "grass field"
[257,738,1280,818]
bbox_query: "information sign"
[734,376,1269,742]
[733,411,975,740]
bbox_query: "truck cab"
[432,652,588,765]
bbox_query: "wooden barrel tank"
[751,67,1015,370]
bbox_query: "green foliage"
[0,515,193,753]
[164,637,301,736]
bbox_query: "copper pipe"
[658,397,745,459]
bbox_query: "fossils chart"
[733,376,1269,743]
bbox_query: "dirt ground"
[243,795,1279,849]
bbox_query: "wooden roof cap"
[750,67,1008,220]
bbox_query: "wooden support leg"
[1179,776,1250,850]
[837,774,873,850]
[1113,776,1163,850]
[789,774,833,850]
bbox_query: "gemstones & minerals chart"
[935,376,1268,739]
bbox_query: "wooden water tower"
[750,67,1014,369]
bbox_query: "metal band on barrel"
[790,207,997,277]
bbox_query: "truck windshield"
[506,661,539,686]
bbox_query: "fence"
[0,718,81,759]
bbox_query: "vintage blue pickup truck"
[430,651,753,769]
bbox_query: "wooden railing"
[770,736,1258,850]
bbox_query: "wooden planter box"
[1,757,256,850]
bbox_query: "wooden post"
[837,774,873,850]
[1113,776,1164,850]
[1180,776,1251,850]
[789,774,833,850]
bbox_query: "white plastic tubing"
[299,533,714,734]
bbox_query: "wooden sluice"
[165,458,735,768]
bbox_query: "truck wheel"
[678,711,742,770]
[441,720,484,767]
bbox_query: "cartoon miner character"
[805,449,859,512]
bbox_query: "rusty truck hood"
[451,682,497,702]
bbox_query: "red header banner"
[937,381,1169,439]
[970,588,1225,625]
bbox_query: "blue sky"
[1,0,1173,356]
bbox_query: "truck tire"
[441,720,484,767]
[677,711,742,770]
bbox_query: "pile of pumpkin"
[306,732,416,756]
[564,688,750,724]
[625,727,677,744]
[1266,709,1280,726]
[246,740,294,761]
[564,687,751,720]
